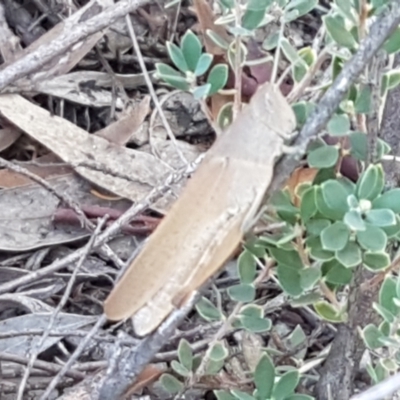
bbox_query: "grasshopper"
[104,82,296,336]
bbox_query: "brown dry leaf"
[0,153,72,188]
[1,0,112,90]
[0,173,132,251]
[285,167,318,206]
[95,95,151,145]
[0,127,21,152]
[35,71,150,107]
[0,94,194,212]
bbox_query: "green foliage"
[156,30,228,99]
[158,0,400,397]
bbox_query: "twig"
[0,352,84,380]
[98,292,200,400]
[39,316,107,400]
[17,217,107,400]
[268,0,400,196]
[0,157,125,269]
[350,371,400,400]
[124,14,188,165]
[0,0,159,91]
[0,158,201,295]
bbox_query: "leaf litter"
[0,0,320,398]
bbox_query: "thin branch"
[0,0,158,91]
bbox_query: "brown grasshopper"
[104,82,296,336]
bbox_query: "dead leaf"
[96,95,151,145]
[285,167,318,206]
[0,310,95,356]
[0,127,21,152]
[0,94,195,212]
[0,174,131,251]
[1,0,113,90]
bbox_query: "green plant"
[155,30,228,99]
[157,0,400,398]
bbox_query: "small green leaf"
[363,251,390,271]
[285,0,318,21]
[355,85,372,114]
[241,316,272,333]
[178,339,193,372]
[277,264,303,296]
[373,303,395,323]
[382,70,400,94]
[306,236,335,261]
[238,250,257,284]
[356,226,387,252]
[322,259,353,285]
[362,324,385,349]
[241,0,270,30]
[272,370,300,400]
[380,277,400,316]
[356,164,384,201]
[327,114,350,136]
[270,190,299,224]
[228,283,255,302]
[160,373,184,394]
[269,248,304,269]
[217,101,233,129]
[171,360,190,377]
[206,29,230,50]
[365,209,396,227]
[305,219,331,236]
[254,353,275,399]
[263,31,280,50]
[323,14,357,49]
[300,187,317,223]
[281,38,304,65]
[192,84,211,99]
[292,101,315,127]
[381,358,398,371]
[335,241,362,267]
[181,30,202,72]
[344,210,366,231]
[307,146,339,168]
[194,53,213,76]
[209,342,229,361]
[214,391,236,400]
[315,187,340,220]
[335,0,359,24]
[167,42,189,73]
[321,180,349,218]
[349,131,368,161]
[155,63,190,91]
[240,304,264,318]
[384,27,400,54]
[205,358,225,375]
[207,64,228,95]
[314,301,346,322]
[196,297,223,321]
[231,390,256,400]
[379,320,390,336]
[285,395,315,400]
[372,189,400,213]
[321,222,350,251]
[300,266,321,290]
